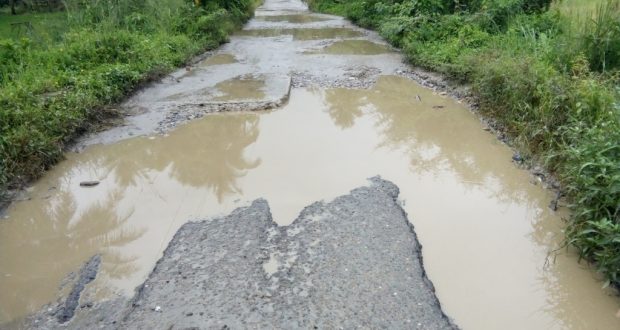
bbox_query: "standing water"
[1,0,619,329]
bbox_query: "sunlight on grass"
[553,0,607,19]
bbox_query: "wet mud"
[1,0,619,329]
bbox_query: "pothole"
[306,40,392,55]
[236,27,363,40]
[199,54,237,67]
[256,14,330,23]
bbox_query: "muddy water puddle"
[211,75,267,101]
[1,76,619,329]
[256,14,329,23]
[166,74,267,102]
[199,53,237,66]
[235,27,363,40]
[307,39,392,55]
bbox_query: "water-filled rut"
[1,0,619,329]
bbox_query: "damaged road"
[28,178,456,329]
[6,0,619,328]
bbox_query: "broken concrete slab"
[121,177,456,329]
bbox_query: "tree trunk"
[10,0,17,15]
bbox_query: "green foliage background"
[0,0,259,196]
[308,0,620,286]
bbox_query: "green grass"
[554,0,607,17]
[309,0,620,287]
[0,0,260,198]
[0,11,67,41]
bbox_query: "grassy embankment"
[0,0,259,199]
[308,0,620,286]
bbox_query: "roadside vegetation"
[308,0,620,286]
[0,0,259,200]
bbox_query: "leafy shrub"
[0,38,30,85]
[564,118,620,285]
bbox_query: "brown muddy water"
[1,76,619,329]
[307,39,392,55]
[256,14,329,23]
[166,74,267,102]
[199,53,237,67]
[235,27,363,40]
[211,75,267,101]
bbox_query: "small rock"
[186,312,193,316]
[512,153,523,163]
[80,181,100,187]
[549,199,558,212]
[432,105,445,109]
[154,306,161,312]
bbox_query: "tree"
[10,0,16,14]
